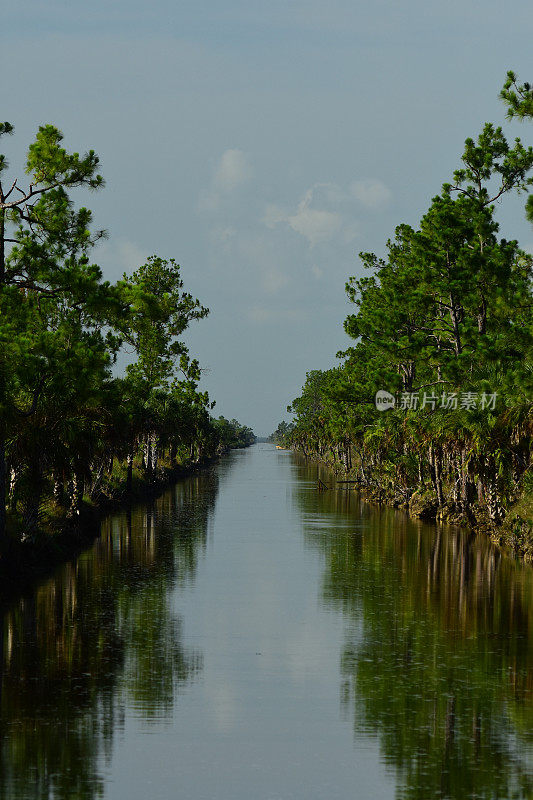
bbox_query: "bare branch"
[0,180,62,210]
[3,179,18,201]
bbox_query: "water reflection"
[293,457,533,800]
[2,449,533,800]
[0,469,219,800]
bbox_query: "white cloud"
[214,148,252,192]
[264,187,342,247]
[350,178,392,209]
[288,203,342,246]
[263,177,389,248]
[199,148,252,211]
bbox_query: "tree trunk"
[449,295,462,356]
[428,445,436,494]
[485,462,502,523]
[9,466,17,510]
[144,435,153,475]
[21,464,43,541]
[90,459,105,500]
[459,448,475,515]
[434,448,445,507]
[452,455,461,508]
[359,450,367,484]
[126,451,134,492]
[0,210,6,542]
[53,475,64,506]
[169,442,177,466]
[429,444,445,507]
[151,432,159,474]
[477,295,487,335]
[0,439,6,544]
[68,471,84,517]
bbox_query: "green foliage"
[268,420,295,444]
[117,255,208,392]
[214,417,256,449]
[26,124,104,189]
[0,124,253,544]
[287,73,533,531]
[500,70,533,120]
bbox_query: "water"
[1,444,532,799]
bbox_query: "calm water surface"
[1,444,533,799]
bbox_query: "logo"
[375,390,396,411]
[374,389,498,412]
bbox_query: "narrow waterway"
[1,444,533,799]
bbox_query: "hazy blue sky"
[3,1,533,434]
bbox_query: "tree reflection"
[0,469,219,799]
[295,459,533,800]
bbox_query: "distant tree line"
[0,123,253,545]
[214,417,256,449]
[276,73,533,546]
[268,421,294,444]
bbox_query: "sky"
[3,1,533,434]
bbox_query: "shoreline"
[0,456,218,603]
[293,451,533,563]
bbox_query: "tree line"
[274,72,533,546]
[0,123,254,546]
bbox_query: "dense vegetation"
[277,73,533,554]
[0,123,253,548]
[214,416,256,450]
[268,421,295,444]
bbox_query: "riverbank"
[2,440,533,800]
[295,451,533,562]
[0,455,218,600]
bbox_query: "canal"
[1,443,532,799]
